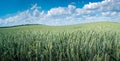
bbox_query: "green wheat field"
[0,22,120,61]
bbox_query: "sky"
[0,0,120,26]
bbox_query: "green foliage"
[0,22,120,61]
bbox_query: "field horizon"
[0,22,120,32]
[0,21,119,27]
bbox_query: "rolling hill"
[0,22,120,61]
[0,22,120,32]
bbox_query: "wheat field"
[0,22,120,61]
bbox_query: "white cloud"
[102,11,118,16]
[31,4,41,10]
[83,0,120,11]
[47,7,67,16]
[47,5,76,16]
[0,0,120,26]
[0,19,2,24]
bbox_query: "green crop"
[0,22,120,61]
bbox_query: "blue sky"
[0,0,120,26]
[0,0,103,17]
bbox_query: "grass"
[0,22,120,61]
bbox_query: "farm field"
[0,22,120,61]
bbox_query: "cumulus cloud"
[83,0,120,11]
[47,5,76,16]
[0,0,120,26]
